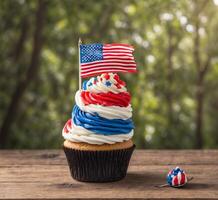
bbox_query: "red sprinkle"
[114,74,119,82]
[104,73,110,80]
[115,83,121,89]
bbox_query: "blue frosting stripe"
[72,105,134,135]
[82,80,88,90]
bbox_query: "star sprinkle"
[105,81,112,87]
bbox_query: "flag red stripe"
[82,69,136,75]
[81,69,137,78]
[104,57,135,61]
[104,47,133,51]
[81,66,137,73]
[103,48,133,52]
[82,67,136,72]
[104,43,134,49]
[103,51,133,56]
[103,45,134,51]
[81,62,136,68]
[103,48,133,51]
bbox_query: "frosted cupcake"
[62,73,135,182]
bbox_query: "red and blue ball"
[167,167,188,187]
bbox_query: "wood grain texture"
[0,150,217,199]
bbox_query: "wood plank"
[0,150,217,165]
[0,150,217,199]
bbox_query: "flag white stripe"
[103,49,133,53]
[104,48,133,52]
[103,46,134,51]
[104,57,134,61]
[82,67,136,73]
[82,67,136,72]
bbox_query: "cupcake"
[62,73,135,182]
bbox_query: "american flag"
[80,43,137,78]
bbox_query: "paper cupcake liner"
[63,144,135,182]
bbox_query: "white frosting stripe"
[75,91,132,119]
[86,73,127,94]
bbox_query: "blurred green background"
[0,0,218,149]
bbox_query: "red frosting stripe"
[63,119,72,134]
[81,91,131,107]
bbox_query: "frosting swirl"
[62,73,134,145]
[81,91,130,107]
[84,73,127,94]
[72,105,134,135]
[75,91,132,119]
[62,119,133,145]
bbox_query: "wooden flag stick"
[78,38,82,90]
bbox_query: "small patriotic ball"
[167,166,188,187]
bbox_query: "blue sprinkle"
[105,81,111,87]
[88,82,93,87]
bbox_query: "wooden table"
[0,150,217,199]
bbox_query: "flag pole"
[78,38,82,90]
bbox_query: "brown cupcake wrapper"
[63,144,135,182]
